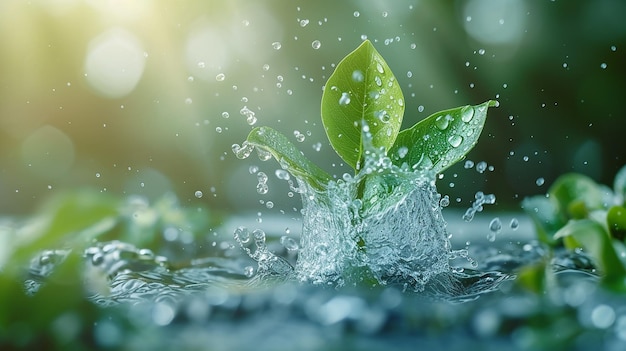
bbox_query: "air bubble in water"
[312,40,321,50]
[194,190,203,198]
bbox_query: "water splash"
[235,130,456,292]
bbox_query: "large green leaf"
[321,40,404,171]
[389,100,497,174]
[246,126,332,190]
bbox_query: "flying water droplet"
[312,40,321,50]
[215,73,225,82]
[232,142,254,159]
[536,177,545,186]
[272,42,282,50]
[280,236,299,251]
[194,190,203,198]
[510,218,519,230]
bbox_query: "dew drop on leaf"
[461,105,474,122]
[339,92,351,105]
[351,70,364,82]
[447,135,463,148]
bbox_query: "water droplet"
[461,106,474,122]
[376,62,384,74]
[353,11,360,17]
[374,76,382,86]
[240,106,257,125]
[435,114,452,130]
[611,45,617,52]
[221,111,229,118]
[312,142,322,152]
[418,105,424,112]
[194,190,203,198]
[299,19,309,27]
[535,177,545,186]
[339,92,351,105]
[447,135,463,148]
[352,70,364,82]
[256,148,272,161]
[478,48,485,55]
[244,266,254,277]
[440,195,450,207]
[265,201,274,209]
[293,130,305,142]
[397,98,404,107]
[397,146,408,159]
[375,110,390,123]
[464,160,474,169]
[510,218,519,230]
[215,127,222,133]
[489,217,502,233]
[476,161,487,173]
[275,169,290,180]
[280,236,299,251]
[232,142,254,159]
[312,40,321,50]
[382,11,388,18]
[215,73,225,81]
[262,64,270,71]
[600,62,607,69]
[96,172,101,178]
[272,42,282,50]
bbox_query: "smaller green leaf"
[389,100,498,174]
[246,126,332,190]
[554,219,626,289]
[321,40,404,171]
[608,205,626,241]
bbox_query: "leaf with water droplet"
[321,40,404,171]
[245,126,332,190]
[389,100,497,174]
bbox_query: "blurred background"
[1,0,625,216]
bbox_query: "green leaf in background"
[613,165,626,204]
[389,100,498,174]
[549,173,611,220]
[10,191,120,268]
[246,126,332,190]
[554,219,626,290]
[607,205,626,241]
[321,40,404,171]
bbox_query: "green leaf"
[389,100,498,174]
[548,173,610,220]
[554,219,626,290]
[613,164,626,203]
[321,40,404,171]
[608,205,626,241]
[246,126,332,190]
[11,191,120,266]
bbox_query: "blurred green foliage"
[1,0,625,215]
